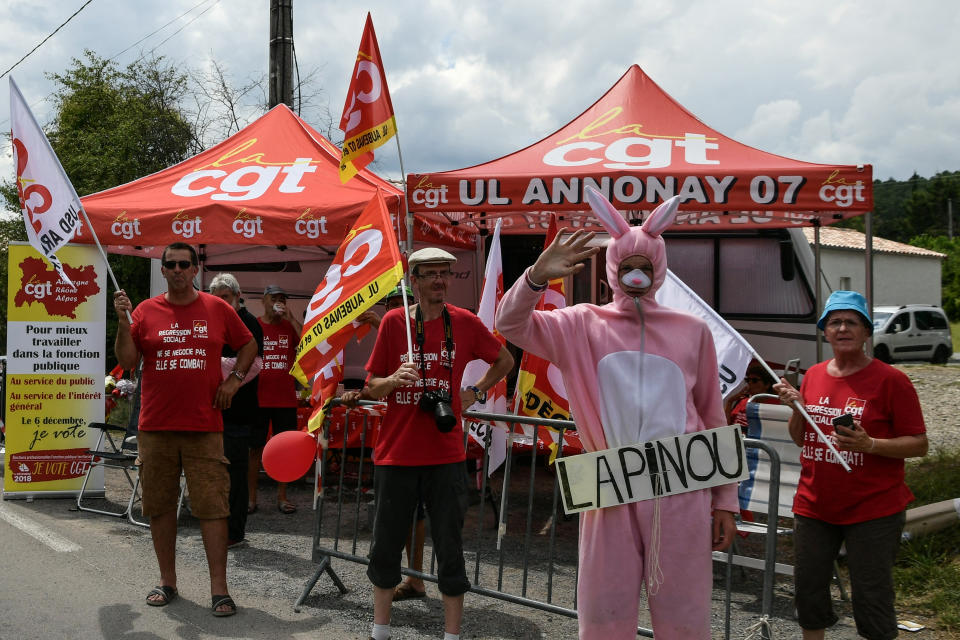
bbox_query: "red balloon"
[262,430,316,482]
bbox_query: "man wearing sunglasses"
[114,242,257,617]
[362,247,514,640]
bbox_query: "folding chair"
[77,422,185,528]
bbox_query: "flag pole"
[664,270,850,472]
[393,132,414,255]
[391,135,416,361]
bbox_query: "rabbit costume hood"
[584,187,680,309]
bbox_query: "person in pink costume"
[496,187,739,640]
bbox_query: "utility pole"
[949,198,954,240]
[269,0,294,109]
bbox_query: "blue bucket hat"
[817,290,872,335]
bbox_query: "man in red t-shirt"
[363,248,513,640]
[114,243,256,617]
[249,285,302,514]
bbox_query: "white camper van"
[566,227,823,373]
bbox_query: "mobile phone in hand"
[831,413,854,433]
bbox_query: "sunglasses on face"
[744,377,763,384]
[162,260,194,270]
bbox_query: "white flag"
[462,218,509,474]
[655,269,754,398]
[9,77,84,287]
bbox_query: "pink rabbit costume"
[496,188,739,640]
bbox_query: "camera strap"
[414,304,454,391]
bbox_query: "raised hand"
[528,229,599,285]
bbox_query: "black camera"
[419,390,457,432]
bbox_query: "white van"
[872,305,953,364]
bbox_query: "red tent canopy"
[77,104,475,255]
[406,65,872,233]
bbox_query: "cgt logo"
[410,176,449,210]
[170,144,318,202]
[193,320,208,337]
[232,211,264,239]
[110,213,142,240]
[24,280,54,299]
[543,108,720,171]
[819,172,866,208]
[294,210,329,239]
[172,213,203,239]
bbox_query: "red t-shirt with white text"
[132,292,253,431]
[792,359,926,524]
[366,304,502,466]
[257,318,298,408]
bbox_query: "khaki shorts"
[138,431,230,519]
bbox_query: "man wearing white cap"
[363,247,513,640]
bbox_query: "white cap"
[408,247,457,271]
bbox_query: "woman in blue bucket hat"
[774,291,928,640]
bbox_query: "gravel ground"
[47,362,960,639]
[897,363,960,454]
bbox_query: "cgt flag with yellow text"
[303,321,373,432]
[293,190,402,431]
[338,13,397,183]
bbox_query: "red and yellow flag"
[513,215,574,461]
[338,13,397,183]
[293,190,403,431]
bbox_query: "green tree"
[1,51,198,362]
[910,234,960,321]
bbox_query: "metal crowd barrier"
[296,402,785,640]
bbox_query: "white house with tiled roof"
[802,227,946,306]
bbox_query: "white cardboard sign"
[555,425,748,514]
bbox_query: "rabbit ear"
[641,196,680,237]
[585,186,631,239]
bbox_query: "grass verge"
[896,450,960,635]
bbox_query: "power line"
[108,0,219,62]
[0,0,221,130]
[0,0,96,80]
[130,0,222,67]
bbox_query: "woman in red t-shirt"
[774,291,928,640]
[724,361,777,427]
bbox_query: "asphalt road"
[0,496,329,640]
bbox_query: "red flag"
[306,350,344,432]
[513,215,578,459]
[339,13,397,183]
[293,190,403,431]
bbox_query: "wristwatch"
[230,369,246,382]
[468,385,486,403]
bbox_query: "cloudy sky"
[2,0,959,199]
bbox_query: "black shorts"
[367,462,470,596]
[250,406,298,448]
